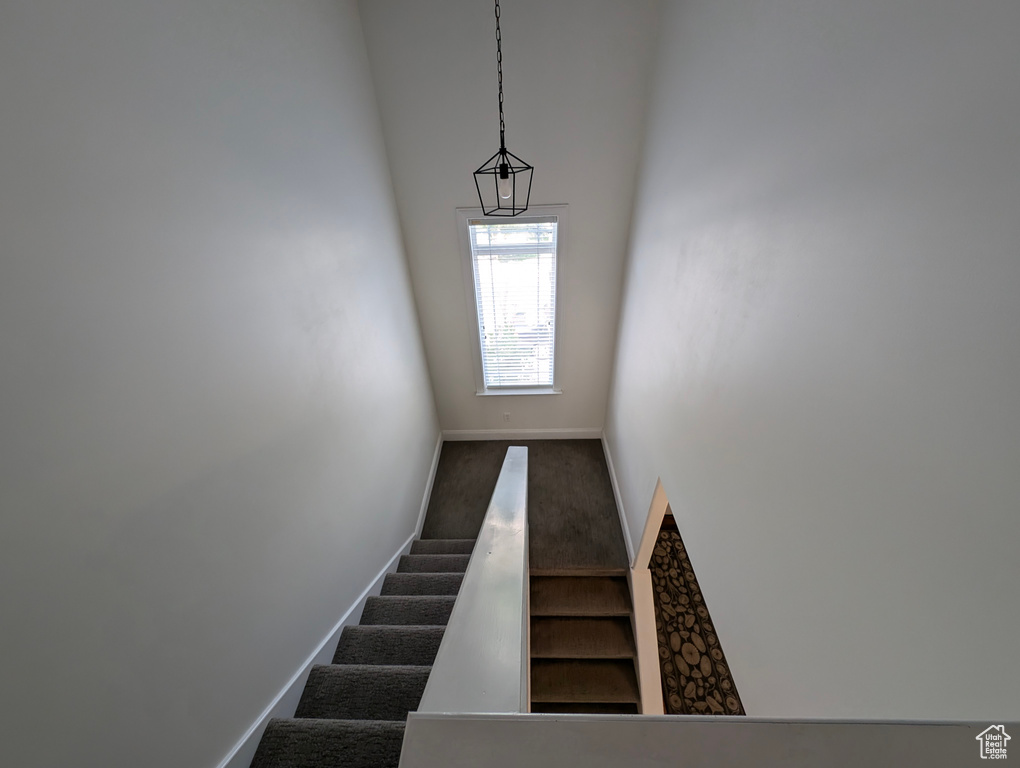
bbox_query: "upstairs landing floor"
[420,439,629,574]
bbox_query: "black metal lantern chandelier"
[473,0,533,216]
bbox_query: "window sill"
[476,387,562,397]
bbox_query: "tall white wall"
[607,0,1020,719]
[358,0,659,432]
[0,2,438,766]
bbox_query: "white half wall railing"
[411,445,530,717]
[401,713,1009,768]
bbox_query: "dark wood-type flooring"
[420,439,629,574]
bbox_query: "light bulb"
[497,163,513,200]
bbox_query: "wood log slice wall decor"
[651,516,745,716]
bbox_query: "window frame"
[456,205,567,396]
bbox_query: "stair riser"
[296,665,431,721]
[530,659,641,704]
[251,719,404,768]
[333,626,446,666]
[530,576,632,616]
[361,596,456,626]
[531,703,639,714]
[530,616,636,659]
[381,572,464,596]
[397,554,470,573]
[410,539,476,555]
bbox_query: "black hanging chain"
[495,0,506,150]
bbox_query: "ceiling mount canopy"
[473,0,533,216]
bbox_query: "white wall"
[0,2,438,766]
[607,0,1020,719]
[358,0,659,432]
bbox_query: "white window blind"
[468,217,557,389]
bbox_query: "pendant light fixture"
[473,0,533,216]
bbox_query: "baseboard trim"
[415,431,444,537]
[442,428,602,441]
[601,431,635,566]
[216,532,416,768]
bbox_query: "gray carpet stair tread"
[381,572,464,596]
[360,595,456,625]
[250,718,404,768]
[397,554,470,573]
[530,617,636,659]
[531,702,640,714]
[410,539,476,555]
[295,665,431,720]
[530,576,631,617]
[251,537,468,766]
[333,625,446,666]
[530,659,640,703]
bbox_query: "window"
[458,206,565,394]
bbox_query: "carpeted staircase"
[530,574,641,713]
[250,538,474,768]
